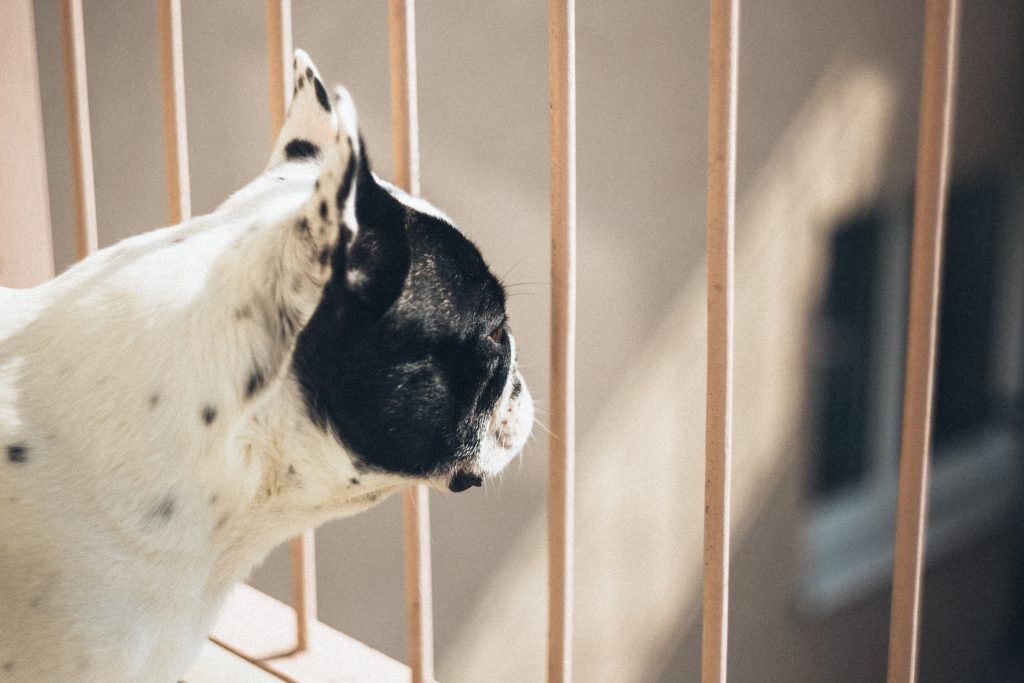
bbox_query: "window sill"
[801,427,1021,616]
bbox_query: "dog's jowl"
[0,50,532,682]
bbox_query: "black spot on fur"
[318,247,330,266]
[510,376,522,401]
[296,217,310,235]
[6,444,28,463]
[313,78,331,112]
[297,75,305,89]
[278,306,298,339]
[149,496,176,522]
[201,405,217,425]
[350,478,360,486]
[245,368,266,399]
[149,393,160,408]
[287,464,297,477]
[285,138,319,161]
[319,201,328,220]
[305,67,313,80]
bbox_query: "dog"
[0,50,533,681]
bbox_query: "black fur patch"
[335,139,356,210]
[201,405,217,425]
[285,138,320,161]
[313,78,331,112]
[292,141,510,477]
[6,444,28,463]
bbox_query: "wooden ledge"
[200,583,414,682]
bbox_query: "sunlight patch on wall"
[441,63,895,682]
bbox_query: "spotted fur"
[0,50,532,682]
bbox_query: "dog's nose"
[448,469,483,492]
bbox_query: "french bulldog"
[0,50,532,681]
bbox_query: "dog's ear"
[295,87,409,329]
[266,49,337,168]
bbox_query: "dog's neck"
[198,369,407,595]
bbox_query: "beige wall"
[28,1,1024,680]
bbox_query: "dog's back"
[0,218,279,680]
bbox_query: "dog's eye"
[489,326,505,345]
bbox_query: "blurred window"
[802,172,1024,613]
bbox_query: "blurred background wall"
[27,1,1024,680]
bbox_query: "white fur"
[0,52,531,682]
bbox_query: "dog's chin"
[442,370,534,493]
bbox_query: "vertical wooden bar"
[289,526,317,652]
[886,2,960,681]
[548,1,576,681]
[266,0,293,136]
[266,0,315,654]
[702,1,738,681]
[61,0,98,259]
[158,0,191,224]
[388,4,435,681]
[0,0,55,288]
[389,0,420,197]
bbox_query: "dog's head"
[279,52,532,492]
